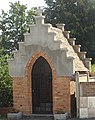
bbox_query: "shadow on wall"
[71,92,77,118]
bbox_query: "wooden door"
[32,57,53,114]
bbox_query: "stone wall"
[80,82,95,118]
[80,97,95,118]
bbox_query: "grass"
[91,64,95,75]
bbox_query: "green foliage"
[0,49,12,107]
[0,1,36,107]
[91,64,95,74]
[0,1,36,50]
[44,0,95,63]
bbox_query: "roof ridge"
[62,27,91,72]
[51,24,91,71]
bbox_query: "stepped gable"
[27,14,90,72]
[49,26,88,72]
[8,12,91,77]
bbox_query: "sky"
[0,0,45,12]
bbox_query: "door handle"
[33,89,35,93]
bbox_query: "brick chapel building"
[8,12,91,117]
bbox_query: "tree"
[0,1,36,51]
[44,0,95,63]
[0,49,12,107]
[0,1,36,107]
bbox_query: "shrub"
[0,49,13,107]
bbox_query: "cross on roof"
[37,7,43,16]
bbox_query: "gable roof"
[50,27,88,72]
[8,14,91,78]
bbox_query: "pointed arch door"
[32,57,53,114]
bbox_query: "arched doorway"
[32,57,53,114]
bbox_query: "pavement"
[68,118,95,120]
[19,117,95,120]
[1,116,95,120]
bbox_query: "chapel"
[8,9,94,118]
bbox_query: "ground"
[20,116,95,120]
[0,117,95,120]
[20,117,95,120]
[20,118,95,120]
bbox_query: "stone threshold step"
[21,114,54,120]
[31,114,53,117]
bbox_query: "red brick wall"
[13,77,31,115]
[12,51,71,115]
[81,82,95,96]
[53,76,71,113]
[13,76,71,114]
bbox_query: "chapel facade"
[8,12,93,118]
